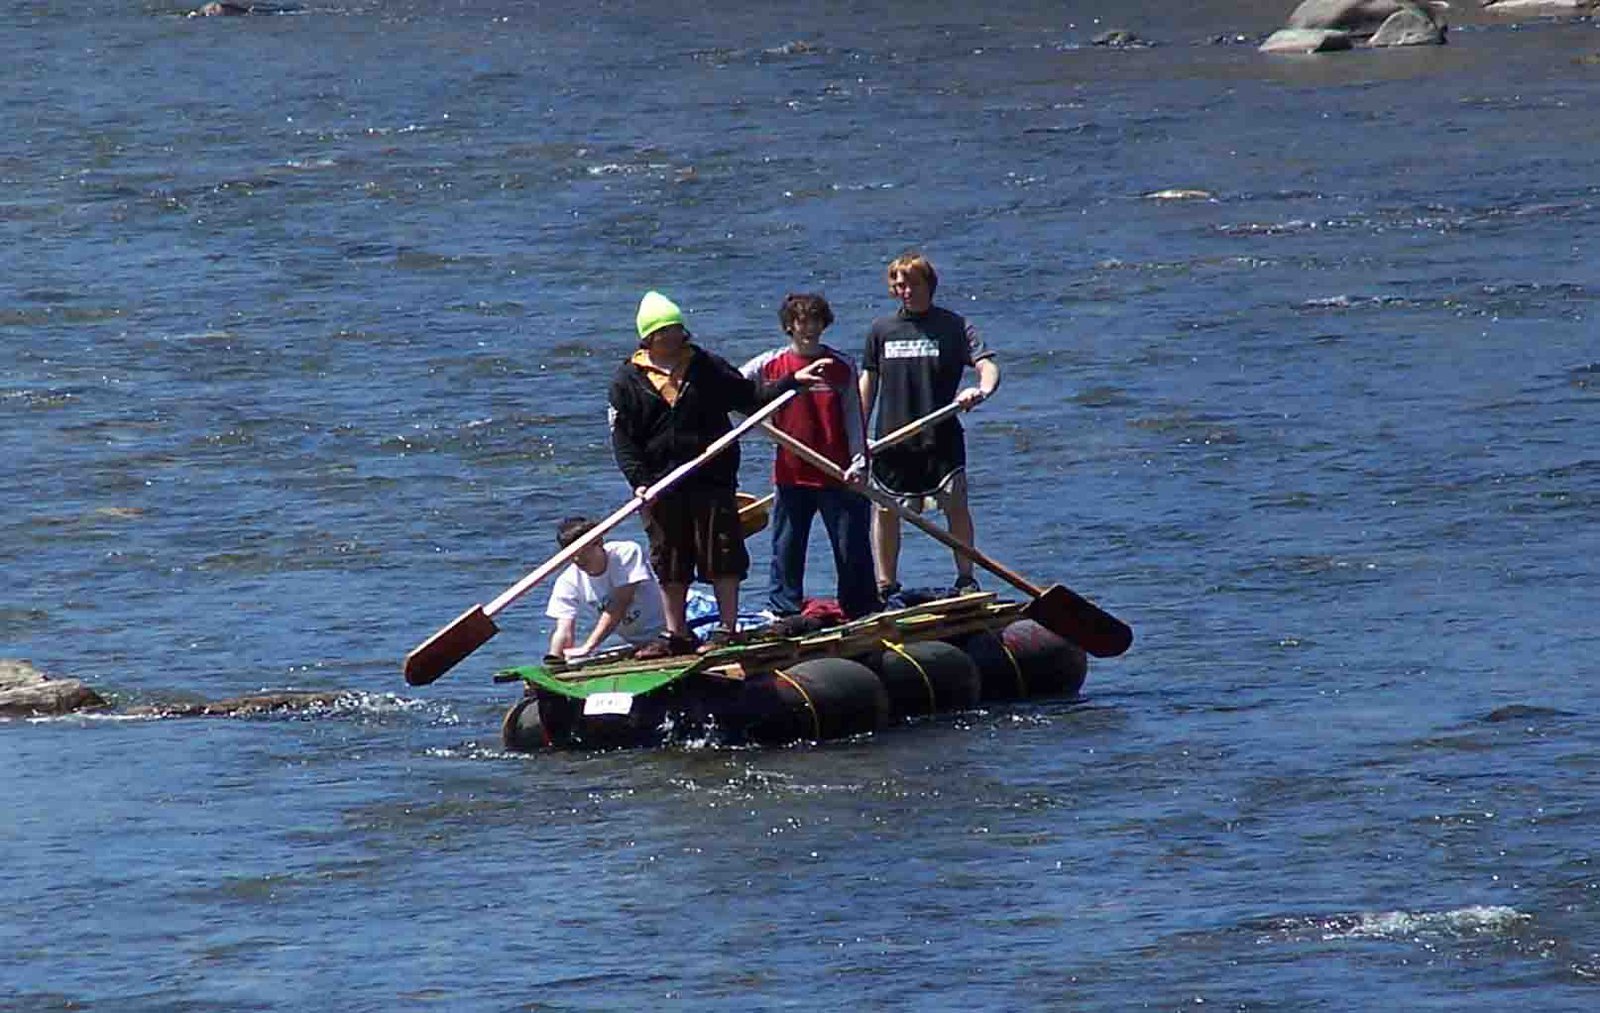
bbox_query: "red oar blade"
[1024,585,1133,658]
[404,605,500,685]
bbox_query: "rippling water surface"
[3,2,1597,1009]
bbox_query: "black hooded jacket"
[608,345,799,492]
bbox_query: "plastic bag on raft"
[684,584,770,633]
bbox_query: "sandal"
[697,627,747,653]
[633,631,700,660]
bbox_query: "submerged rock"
[1144,188,1216,200]
[0,659,106,717]
[764,40,821,56]
[1092,30,1156,48]
[0,658,350,720]
[1270,1,1447,50]
[1482,0,1598,14]
[1260,28,1356,52]
[1483,703,1577,723]
[187,2,298,15]
[1368,7,1449,45]
[123,690,350,718]
[1287,0,1443,31]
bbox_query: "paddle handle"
[868,400,964,454]
[759,422,1044,598]
[483,389,799,617]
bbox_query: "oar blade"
[404,605,500,685]
[1024,585,1133,658]
[737,492,773,540]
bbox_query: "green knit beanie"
[635,291,684,341]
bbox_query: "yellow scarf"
[631,345,692,406]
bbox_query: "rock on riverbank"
[1263,1,1450,51]
[2,657,352,719]
[0,659,107,717]
[1481,0,1598,13]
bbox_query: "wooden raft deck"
[521,592,1024,687]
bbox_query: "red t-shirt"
[740,345,868,488]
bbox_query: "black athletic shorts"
[869,420,967,499]
[641,485,750,585]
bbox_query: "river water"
[3,2,1597,1009]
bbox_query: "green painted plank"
[498,664,698,700]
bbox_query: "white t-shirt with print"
[544,540,665,646]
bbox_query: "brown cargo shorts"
[641,486,750,585]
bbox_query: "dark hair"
[556,516,597,548]
[777,292,835,333]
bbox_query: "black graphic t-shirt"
[861,305,992,496]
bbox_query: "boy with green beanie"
[610,290,834,657]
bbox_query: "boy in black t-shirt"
[858,253,1001,601]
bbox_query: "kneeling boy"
[544,517,666,660]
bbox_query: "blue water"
[3,2,1598,1009]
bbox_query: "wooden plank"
[528,592,1025,690]
[539,644,638,674]
[547,653,712,683]
[709,637,801,666]
[866,591,995,625]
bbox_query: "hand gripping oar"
[733,405,953,540]
[403,389,800,686]
[760,422,1133,658]
[730,398,952,542]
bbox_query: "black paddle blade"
[404,604,499,685]
[1024,585,1133,658]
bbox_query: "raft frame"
[494,591,1089,751]
[495,591,1021,699]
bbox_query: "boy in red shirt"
[742,293,879,620]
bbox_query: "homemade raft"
[495,591,1088,752]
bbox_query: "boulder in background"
[1482,0,1597,14]
[1260,28,1357,52]
[0,659,107,717]
[1369,7,1449,44]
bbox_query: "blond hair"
[887,252,938,296]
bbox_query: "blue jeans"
[768,484,878,619]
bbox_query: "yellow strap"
[998,637,1026,696]
[882,640,936,714]
[773,668,822,740]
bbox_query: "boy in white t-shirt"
[545,517,667,660]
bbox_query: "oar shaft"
[868,400,963,454]
[484,495,639,617]
[484,389,798,617]
[759,422,1043,598]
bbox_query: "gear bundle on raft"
[496,591,1089,752]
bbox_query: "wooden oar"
[760,422,1133,658]
[868,400,964,454]
[403,390,800,686]
[737,491,774,539]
